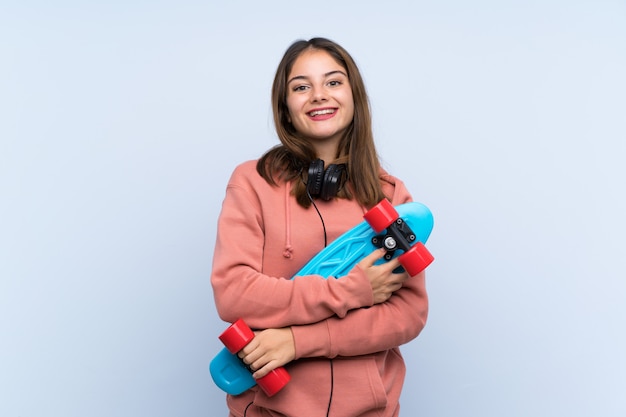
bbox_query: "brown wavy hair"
[257,37,385,208]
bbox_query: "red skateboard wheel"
[257,367,291,397]
[219,318,255,354]
[218,319,292,396]
[364,199,399,234]
[398,242,434,276]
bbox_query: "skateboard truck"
[371,217,417,261]
[364,199,434,276]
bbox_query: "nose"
[310,85,328,102]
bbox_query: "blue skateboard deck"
[210,201,434,396]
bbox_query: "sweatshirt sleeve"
[210,164,374,330]
[291,270,428,358]
[291,173,430,358]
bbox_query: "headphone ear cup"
[320,163,346,201]
[307,159,325,197]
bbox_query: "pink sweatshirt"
[211,160,428,417]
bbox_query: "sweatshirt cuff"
[338,264,374,310]
[291,320,331,360]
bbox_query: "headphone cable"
[306,189,334,417]
[306,188,328,247]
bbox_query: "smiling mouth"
[308,108,336,117]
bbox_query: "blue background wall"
[1,1,625,415]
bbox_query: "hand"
[237,327,295,379]
[358,248,410,304]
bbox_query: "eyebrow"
[287,70,348,85]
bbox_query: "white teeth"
[309,109,335,116]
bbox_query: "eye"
[327,80,342,87]
[292,84,309,92]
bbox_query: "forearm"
[212,263,374,329]
[291,271,428,359]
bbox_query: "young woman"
[211,37,428,417]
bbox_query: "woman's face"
[286,49,355,155]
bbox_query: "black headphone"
[306,159,347,201]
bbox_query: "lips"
[308,108,337,120]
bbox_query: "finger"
[390,267,409,279]
[247,349,266,368]
[238,337,259,358]
[239,347,261,366]
[370,256,402,275]
[252,359,280,379]
[359,248,387,267]
[382,257,402,271]
[249,352,272,377]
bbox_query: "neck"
[311,139,339,163]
